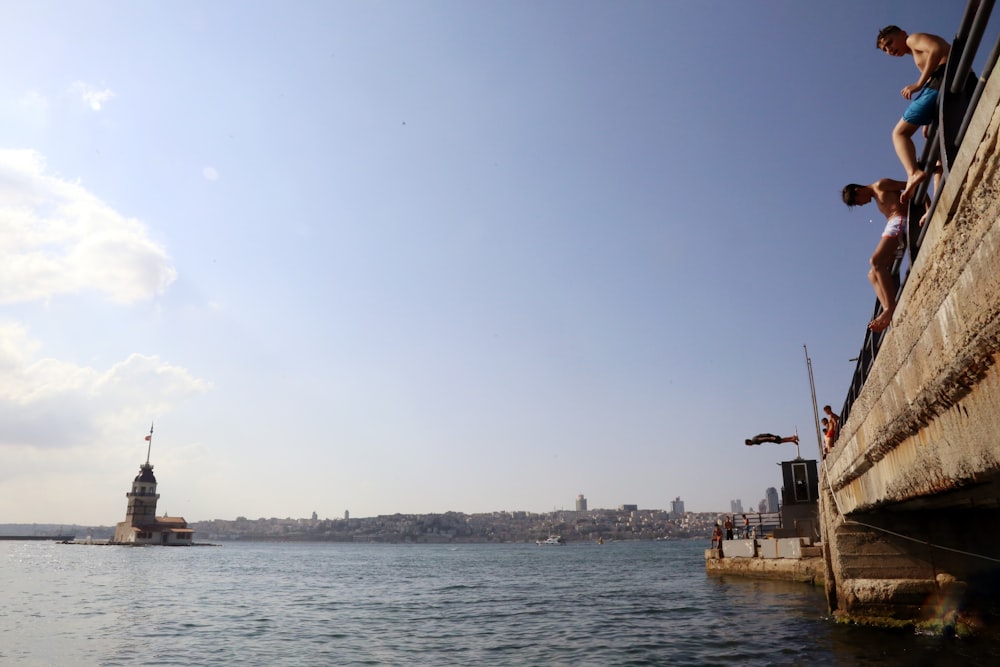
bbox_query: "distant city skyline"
[1,2,981,524]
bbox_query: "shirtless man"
[745,433,799,446]
[841,178,908,332]
[823,405,840,438]
[711,523,723,550]
[876,25,950,203]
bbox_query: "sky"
[1,1,996,525]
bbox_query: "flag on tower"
[145,435,152,441]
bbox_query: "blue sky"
[1,1,993,524]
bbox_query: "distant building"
[619,504,638,512]
[311,511,318,521]
[670,497,685,519]
[730,499,743,514]
[112,461,193,545]
[575,494,587,511]
[344,510,350,521]
[765,487,780,513]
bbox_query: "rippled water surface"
[2,540,998,665]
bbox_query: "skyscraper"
[575,494,588,511]
[765,487,780,513]
[730,499,743,514]
[670,496,685,518]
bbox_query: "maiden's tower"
[112,426,194,546]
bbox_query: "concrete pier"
[705,539,825,586]
[819,54,1000,635]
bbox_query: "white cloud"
[202,166,219,181]
[0,321,211,451]
[70,81,115,111]
[0,149,177,304]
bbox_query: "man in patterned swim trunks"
[876,25,950,204]
[841,179,908,332]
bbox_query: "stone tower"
[112,427,193,545]
[112,463,160,542]
[126,463,160,523]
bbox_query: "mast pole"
[145,422,154,465]
[804,345,823,456]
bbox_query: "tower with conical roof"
[119,462,160,530]
[112,425,194,545]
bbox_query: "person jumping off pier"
[841,178,908,332]
[744,433,799,446]
[876,25,950,204]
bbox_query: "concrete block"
[775,526,818,542]
[777,538,804,559]
[722,539,755,558]
[758,539,780,559]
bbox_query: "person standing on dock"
[724,515,734,540]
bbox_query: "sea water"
[1,539,997,666]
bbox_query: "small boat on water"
[536,535,565,545]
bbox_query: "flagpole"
[145,422,154,465]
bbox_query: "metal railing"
[719,511,782,540]
[840,0,1000,427]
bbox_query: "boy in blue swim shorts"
[876,25,951,204]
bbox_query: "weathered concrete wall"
[705,552,825,585]
[821,57,1000,633]
[827,66,1000,515]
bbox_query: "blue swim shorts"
[902,85,938,126]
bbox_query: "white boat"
[536,535,565,545]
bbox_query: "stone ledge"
[705,553,825,585]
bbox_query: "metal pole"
[804,345,823,456]
[145,422,154,465]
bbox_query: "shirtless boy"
[745,433,799,446]
[823,405,840,439]
[876,25,950,203]
[841,178,908,332]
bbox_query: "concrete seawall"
[705,539,825,586]
[705,553,825,585]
